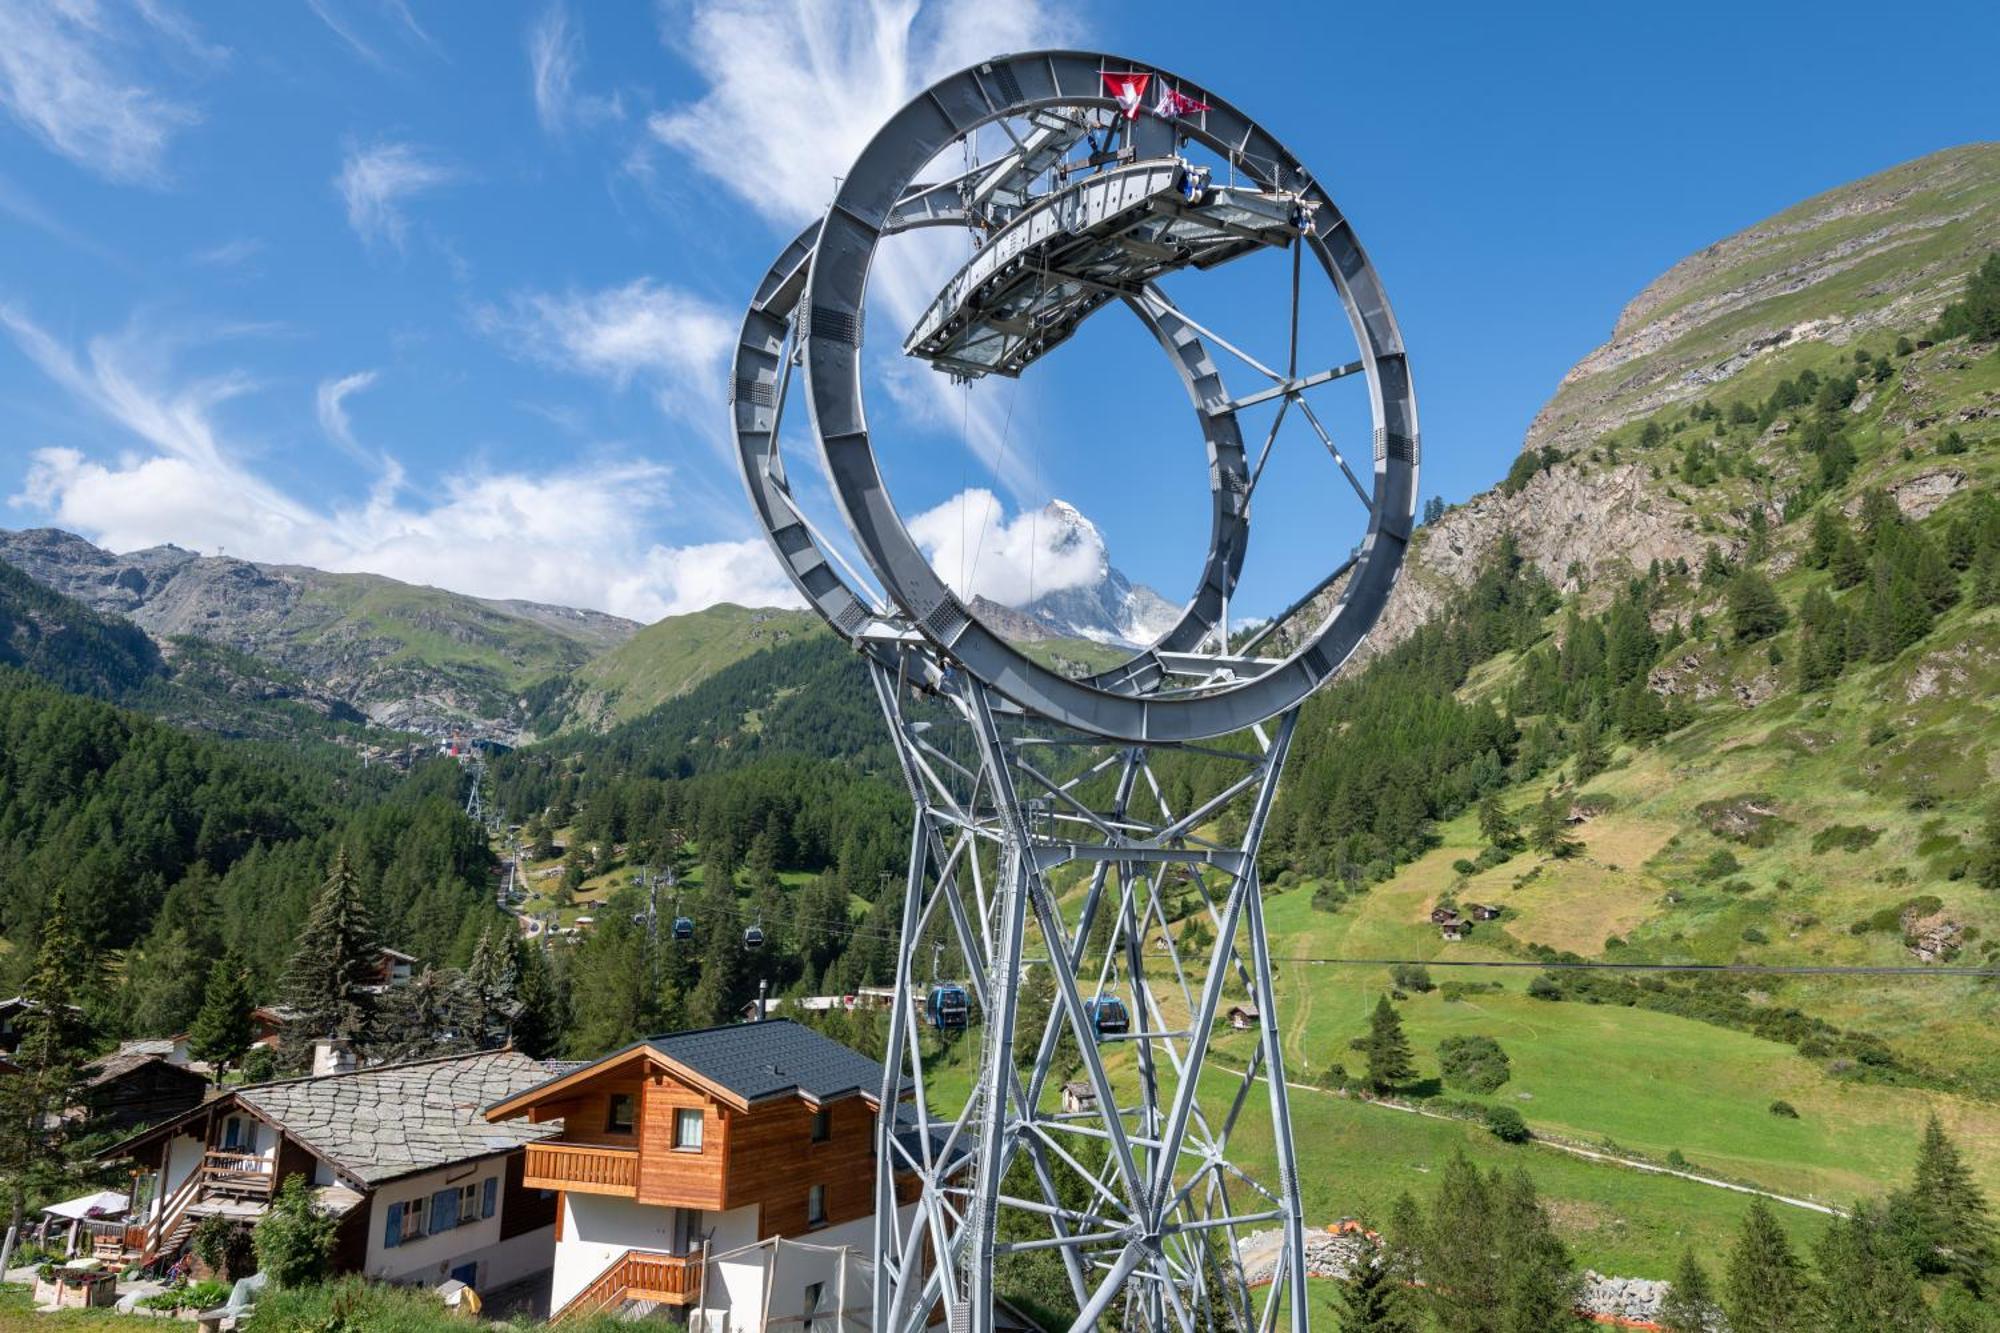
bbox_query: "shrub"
[253,1175,337,1288]
[1451,858,1478,876]
[1527,975,1562,1002]
[1740,926,1769,945]
[1666,1149,1688,1170]
[1810,824,1882,854]
[1484,1105,1530,1142]
[191,1215,255,1282]
[1696,849,1741,882]
[1769,1099,1800,1119]
[241,1045,279,1083]
[1390,963,1435,994]
[1439,1035,1512,1093]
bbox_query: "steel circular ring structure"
[734,220,1251,691]
[789,49,1418,741]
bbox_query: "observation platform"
[904,157,1311,380]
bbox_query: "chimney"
[756,979,768,1022]
[311,1037,357,1077]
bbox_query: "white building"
[100,1049,564,1295]
[485,1020,924,1329]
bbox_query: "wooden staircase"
[551,1250,701,1324]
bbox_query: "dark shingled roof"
[646,1020,882,1105]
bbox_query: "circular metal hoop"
[734,220,1251,690]
[793,50,1418,741]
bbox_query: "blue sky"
[0,0,1994,624]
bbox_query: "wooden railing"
[202,1151,274,1193]
[550,1249,699,1323]
[522,1142,639,1196]
[145,1164,206,1260]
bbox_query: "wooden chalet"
[1428,905,1461,926]
[97,1048,561,1293]
[80,1044,209,1133]
[1226,1005,1261,1031]
[484,1019,923,1324]
[1466,902,1503,922]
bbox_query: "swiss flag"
[1153,85,1211,120]
[1102,71,1151,120]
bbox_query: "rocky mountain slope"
[1361,142,2000,657]
[0,528,638,739]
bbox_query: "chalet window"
[606,1093,636,1135]
[673,1108,703,1151]
[456,1183,480,1228]
[399,1196,426,1242]
[429,1187,460,1234]
[807,1183,827,1227]
[810,1109,831,1143]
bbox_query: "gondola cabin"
[1084,997,1129,1041]
[671,916,694,941]
[927,984,969,1032]
[743,926,765,950]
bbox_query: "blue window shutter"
[431,1188,458,1234]
[482,1177,497,1220]
[383,1202,403,1250]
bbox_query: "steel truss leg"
[869,660,1308,1333]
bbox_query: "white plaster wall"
[549,1192,679,1312]
[153,1134,205,1219]
[695,1211,883,1333]
[362,1157,541,1289]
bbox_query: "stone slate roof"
[238,1049,559,1186]
[83,1044,200,1089]
[645,1020,882,1106]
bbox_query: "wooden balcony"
[522,1142,639,1197]
[202,1151,274,1195]
[553,1249,699,1322]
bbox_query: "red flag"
[1152,85,1211,120]
[1101,71,1151,120]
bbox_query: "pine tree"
[1727,568,1788,643]
[1363,995,1416,1094]
[508,938,564,1058]
[1722,1198,1811,1333]
[374,966,472,1063]
[1529,791,1581,859]
[1904,1113,1996,1282]
[187,954,256,1085]
[1658,1247,1719,1333]
[1571,707,1609,782]
[1495,1167,1579,1333]
[464,924,517,1049]
[1335,1252,1416,1332]
[281,849,380,1049]
[1812,1202,1927,1332]
[1421,1151,1499,1332]
[1477,792,1520,851]
[1971,802,2000,894]
[0,889,92,1272]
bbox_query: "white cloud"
[0,0,202,183]
[649,0,1076,227]
[474,278,735,423]
[305,0,385,68]
[1,306,800,621]
[315,369,379,462]
[335,140,454,249]
[647,0,1080,498]
[528,3,622,136]
[907,488,1106,607]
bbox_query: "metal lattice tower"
[729,51,1418,1333]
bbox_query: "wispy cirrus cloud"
[315,369,380,462]
[646,0,1080,499]
[528,3,622,136]
[473,278,735,429]
[0,0,210,184]
[0,305,800,621]
[335,140,455,250]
